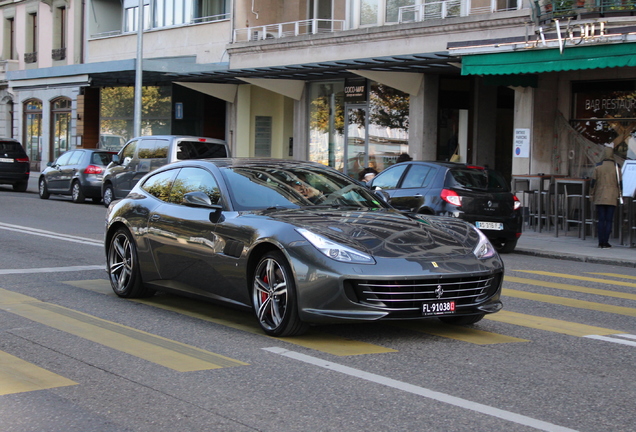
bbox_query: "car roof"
[130,135,226,142]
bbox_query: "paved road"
[1,187,635,432]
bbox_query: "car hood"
[259,208,479,259]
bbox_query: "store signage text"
[344,77,367,103]
[584,98,636,112]
[534,20,608,53]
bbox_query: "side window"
[401,165,434,188]
[371,164,409,189]
[138,139,156,159]
[154,140,169,158]
[67,150,83,166]
[121,140,137,160]
[55,151,73,166]
[170,167,221,205]
[141,169,178,202]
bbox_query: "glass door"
[344,105,368,177]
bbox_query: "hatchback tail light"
[84,165,103,174]
[513,195,521,211]
[441,189,462,207]
[15,157,29,163]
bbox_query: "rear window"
[177,141,228,160]
[445,168,510,192]
[91,152,114,166]
[0,142,25,153]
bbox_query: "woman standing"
[590,146,623,248]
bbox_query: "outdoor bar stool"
[563,183,585,236]
[583,189,596,240]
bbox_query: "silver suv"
[101,135,230,207]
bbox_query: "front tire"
[71,181,85,203]
[252,251,308,337]
[103,184,114,207]
[107,228,154,298]
[38,178,50,199]
[439,313,486,325]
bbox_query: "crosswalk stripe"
[64,280,397,356]
[484,310,620,337]
[503,288,636,317]
[505,276,636,301]
[512,270,636,288]
[584,335,636,347]
[391,320,529,344]
[0,351,77,396]
[0,288,247,372]
[586,272,636,281]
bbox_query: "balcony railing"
[24,52,37,63]
[535,0,636,20]
[398,0,521,22]
[89,13,230,39]
[233,19,346,43]
[52,47,66,61]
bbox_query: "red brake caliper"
[261,275,269,303]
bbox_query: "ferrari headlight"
[473,227,497,260]
[296,228,375,264]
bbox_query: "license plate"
[422,301,455,316]
[0,158,13,163]
[476,221,503,230]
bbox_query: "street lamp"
[133,0,144,138]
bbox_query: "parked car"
[105,158,504,337]
[39,149,116,203]
[0,139,30,192]
[370,161,522,253]
[102,135,230,207]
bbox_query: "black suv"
[0,139,30,192]
[370,161,522,253]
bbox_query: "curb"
[513,248,636,268]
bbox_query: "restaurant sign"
[344,77,367,104]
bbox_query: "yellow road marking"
[392,321,528,344]
[505,276,636,301]
[485,310,621,337]
[0,351,77,395]
[587,272,636,281]
[0,288,247,372]
[512,270,636,288]
[65,280,397,356]
[503,288,636,317]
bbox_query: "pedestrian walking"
[590,146,623,248]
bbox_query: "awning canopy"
[461,43,636,76]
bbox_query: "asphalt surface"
[24,172,636,267]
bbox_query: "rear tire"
[494,239,517,254]
[71,181,85,203]
[13,181,28,192]
[439,313,486,325]
[252,251,308,337]
[38,178,50,199]
[107,228,154,298]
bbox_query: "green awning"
[461,43,636,76]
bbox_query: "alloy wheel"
[253,257,289,332]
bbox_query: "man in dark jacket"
[590,146,622,248]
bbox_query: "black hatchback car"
[39,149,115,203]
[0,139,30,192]
[370,161,522,253]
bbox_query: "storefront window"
[368,82,409,171]
[572,81,636,160]
[100,86,171,142]
[23,99,42,164]
[51,97,71,161]
[308,81,345,170]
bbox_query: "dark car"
[102,135,230,207]
[105,158,504,337]
[0,139,30,192]
[370,161,522,253]
[39,149,116,203]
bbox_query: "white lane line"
[0,222,102,246]
[263,347,579,432]
[614,334,636,340]
[0,265,104,275]
[584,334,636,347]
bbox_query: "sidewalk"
[26,173,634,267]
[515,227,636,268]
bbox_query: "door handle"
[150,214,161,221]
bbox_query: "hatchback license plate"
[422,301,455,316]
[0,157,13,163]
[476,221,503,230]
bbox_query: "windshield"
[221,165,388,211]
[445,168,510,192]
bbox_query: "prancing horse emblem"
[435,285,444,299]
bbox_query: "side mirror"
[183,192,223,223]
[374,187,390,202]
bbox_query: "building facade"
[2,0,634,181]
